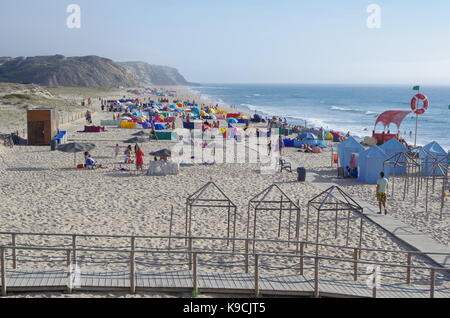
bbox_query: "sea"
[191,84,450,150]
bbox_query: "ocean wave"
[331,105,378,116]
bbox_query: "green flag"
[413,86,420,91]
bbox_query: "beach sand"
[0,87,448,298]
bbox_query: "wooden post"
[66,250,71,267]
[314,258,320,298]
[406,253,412,284]
[353,248,358,281]
[66,249,73,293]
[254,254,260,298]
[11,234,16,269]
[299,242,304,276]
[188,238,193,270]
[193,252,198,294]
[72,235,77,265]
[130,237,136,294]
[245,240,249,274]
[1,248,6,296]
[430,269,435,298]
[168,206,174,251]
[371,266,377,298]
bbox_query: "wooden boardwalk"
[1,269,448,298]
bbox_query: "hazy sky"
[1,0,450,84]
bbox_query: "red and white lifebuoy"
[410,94,429,115]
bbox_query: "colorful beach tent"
[358,146,390,184]
[380,138,408,174]
[337,137,365,176]
[298,133,317,140]
[419,141,447,176]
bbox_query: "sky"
[1,0,450,85]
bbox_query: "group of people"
[113,144,145,171]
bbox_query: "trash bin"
[50,139,58,151]
[297,167,306,182]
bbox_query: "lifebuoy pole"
[414,88,420,147]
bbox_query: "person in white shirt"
[376,172,389,215]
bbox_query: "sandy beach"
[0,86,448,298]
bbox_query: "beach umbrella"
[227,118,238,124]
[125,137,149,144]
[56,142,96,166]
[150,149,172,158]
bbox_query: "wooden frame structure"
[246,184,301,252]
[185,182,238,251]
[384,150,449,218]
[306,186,364,255]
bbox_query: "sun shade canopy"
[375,110,411,130]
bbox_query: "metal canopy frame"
[246,184,301,252]
[306,186,364,255]
[185,181,238,251]
[384,150,448,219]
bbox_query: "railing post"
[406,253,412,284]
[72,235,77,265]
[245,240,249,274]
[314,258,320,298]
[254,254,260,298]
[299,242,304,276]
[11,234,16,269]
[130,237,136,294]
[1,248,6,296]
[188,238,193,270]
[193,252,198,294]
[430,269,435,299]
[353,248,358,281]
[66,249,72,293]
[66,250,71,267]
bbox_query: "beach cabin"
[358,146,390,184]
[27,108,59,145]
[419,141,447,176]
[379,138,408,174]
[337,137,365,177]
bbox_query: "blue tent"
[298,133,317,140]
[419,141,447,176]
[358,146,390,184]
[380,139,408,174]
[338,137,365,176]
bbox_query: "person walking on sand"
[376,172,389,215]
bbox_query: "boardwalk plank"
[2,269,448,298]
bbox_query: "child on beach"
[113,144,120,158]
[124,145,133,164]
